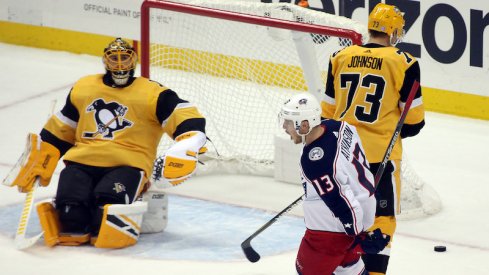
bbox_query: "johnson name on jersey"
[321,44,425,163]
[301,119,376,236]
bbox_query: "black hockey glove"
[358,228,391,254]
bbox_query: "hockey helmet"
[279,92,321,136]
[102,38,138,86]
[368,3,405,45]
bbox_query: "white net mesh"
[147,0,365,170]
[143,0,441,219]
[399,154,442,220]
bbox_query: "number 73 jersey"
[321,44,425,163]
[301,119,376,236]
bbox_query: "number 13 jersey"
[301,119,376,236]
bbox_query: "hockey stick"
[374,80,420,188]
[14,179,44,249]
[12,99,58,249]
[241,195,303,263]
[240,80,420,262]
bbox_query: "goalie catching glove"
[2,133,60,193]
[152,131,206,188]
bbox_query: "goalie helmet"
[102,38,138,86]
[368,3,405,46]
[279,93,321,136]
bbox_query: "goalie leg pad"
[93,201,148,249]
[37,201,91,246]
[141,186,168,233]
[3,133,60,192]
[37,201,61,247]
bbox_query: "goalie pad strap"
[94,202,147,249]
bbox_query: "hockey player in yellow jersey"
[5,38,206,248]
[321,4,425,274]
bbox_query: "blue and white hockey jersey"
[301,119,376,236]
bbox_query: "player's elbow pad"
[2,133,60,192]
[152,131,206,188]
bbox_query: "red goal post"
[140,0,363,78]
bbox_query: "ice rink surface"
[0,42,488,274]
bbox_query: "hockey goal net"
[140,0,441,219]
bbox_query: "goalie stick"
[6,100,58,249]
[14,180,44,249]
[3,151,45,249]
[241,80,420,262]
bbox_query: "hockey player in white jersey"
[279,93,390,275]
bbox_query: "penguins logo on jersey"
[309,147,324,161]
[83,98,133,139]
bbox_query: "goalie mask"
[279,93,321,137]
[102,38,138,86]
[368,3,405,46]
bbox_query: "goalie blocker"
[2,133,60,192]
[37,201,148,248]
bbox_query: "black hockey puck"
[434,245,446,252]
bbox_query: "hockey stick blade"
[15,232,44,250]
[241,239,261,263]
[240,195,303,263]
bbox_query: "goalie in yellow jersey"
[3,38,206,248]
[321,4,425,275]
